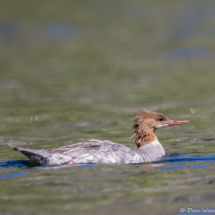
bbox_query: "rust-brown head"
[132,110,189,148]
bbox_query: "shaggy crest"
[132,110,167,148]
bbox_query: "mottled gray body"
[9,139,166,165]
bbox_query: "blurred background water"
[1,0,215,214]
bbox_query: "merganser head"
[132,110,189,148]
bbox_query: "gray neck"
[137,140,166,162]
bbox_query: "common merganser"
[9,110,189,165]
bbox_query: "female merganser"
[9,110,189,165]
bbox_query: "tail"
[9,144,48,165]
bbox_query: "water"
[1,0,215,214]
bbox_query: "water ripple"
[0,172,29,179]
[155,153,215,164]
[0,159,39,168]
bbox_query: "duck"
[9,110,189,166]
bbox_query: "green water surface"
[1,1,215,214]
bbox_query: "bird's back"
[9,140,144,165]
[50,139,142,164]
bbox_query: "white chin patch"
[157,124,168,129]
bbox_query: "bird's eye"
[158,118,163,121]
